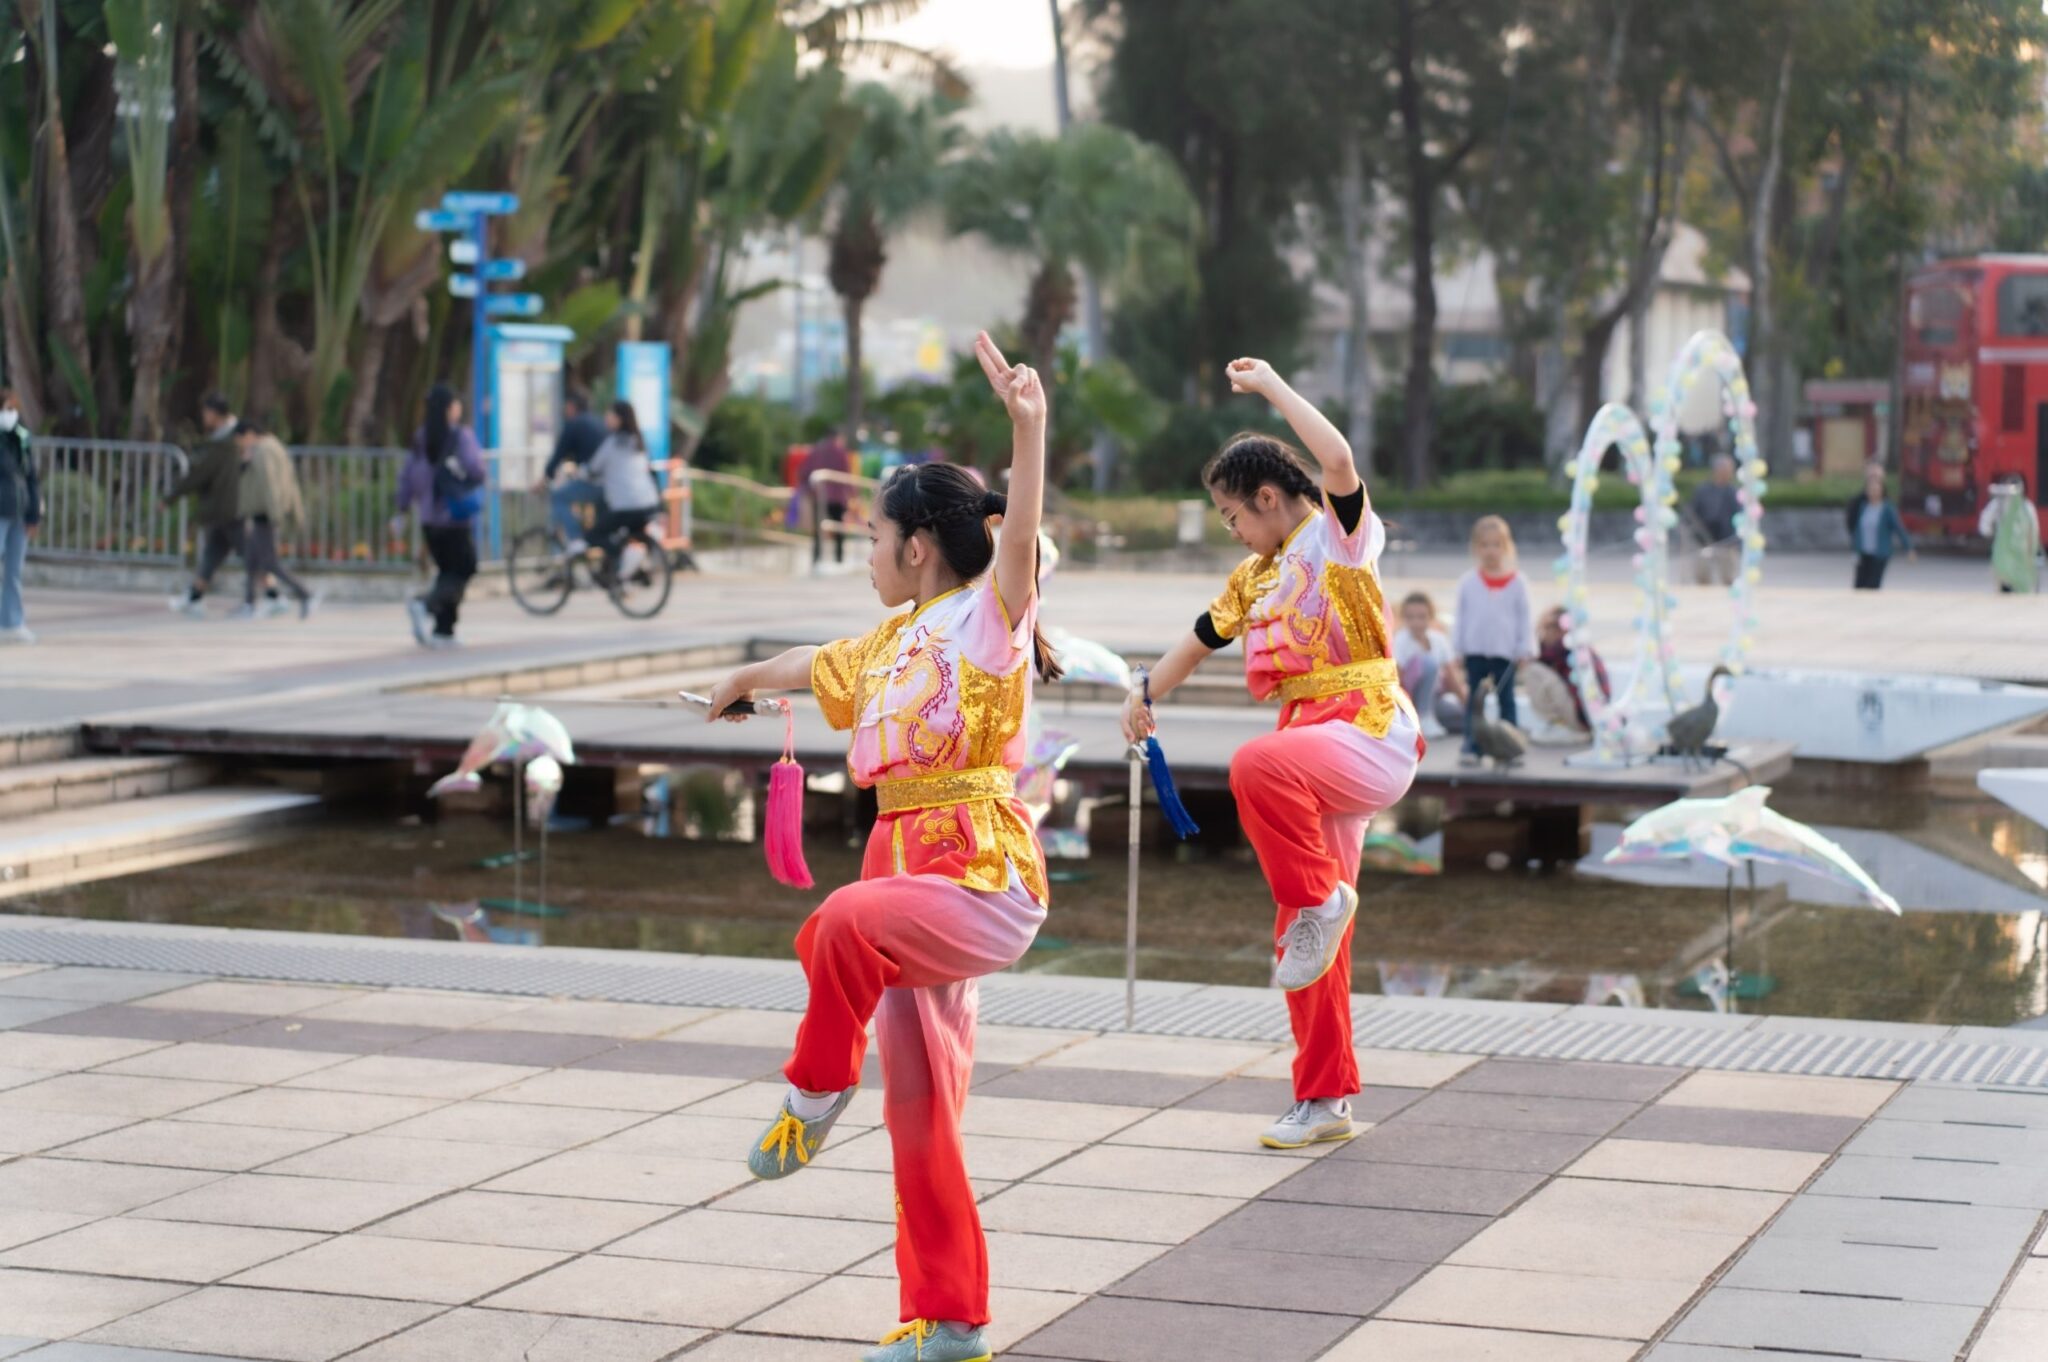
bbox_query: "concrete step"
[0,755,220,820]
[0,788,320,898]
[0,727,82,770]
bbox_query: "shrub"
[1372,383,1545,479]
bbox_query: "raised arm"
[975,332,1046,620]
[1227,357,1359,502]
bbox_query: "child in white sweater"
[1452,515,1532,764]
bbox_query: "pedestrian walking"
[393,384,486,648]
[1979,474,2040,594]
[233,424,315,619]
[165,394,250,617]
[1686,454,1742,585]
[0,386,38,644]
[1847,464,1914,590]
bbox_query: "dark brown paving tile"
[1446,1059,1686,1103]
[207,1017,441,1054]
[392,1029,623,1067]
[1395,1089,1637,1136]
[1174,1078,1424,1122]
[571,1040,789,1080]
[975,1066,1209,1108]
[1265,1158,1544,1216]
[1332,1120,1599,1174]
[1105,1242,1421,1315]
[1197,1201,1487,1263]
[1012,1295,1355,1362]
[19,1005,262,1043]
[1618,1104,1865,1152]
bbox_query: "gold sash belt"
[876,766,1016,815]
[1275,658,1400,704]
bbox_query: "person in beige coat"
[234,424,316,619]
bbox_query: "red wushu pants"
[783,865,1044,1327]
[1230,716,1420,1101]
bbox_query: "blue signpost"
[414,190,524,459]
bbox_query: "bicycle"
[507,516,675,619]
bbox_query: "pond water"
[11,774,2047,1029]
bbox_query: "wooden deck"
[86,692,1793,811]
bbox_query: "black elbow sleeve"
[1194,612,1228,651]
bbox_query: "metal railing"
[285,445,417,573]
[681,467,805,550]
[26,438,191,566]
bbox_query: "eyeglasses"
[1216,500,1248,532]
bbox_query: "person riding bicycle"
[538,391,607,548]
[584,401,663,580]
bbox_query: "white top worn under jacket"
[587,434,662,512]
[1451,569,1532,660]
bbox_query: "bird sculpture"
[1665,665,1733,770]
[1470,675,1529,769]
[429,702,575,797]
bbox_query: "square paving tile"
[1035,1035,1276,1078]
[481,1148,752,1206]
[372,1099,646,1149]
[482,1254,817,1328]
[1011,1295,1354,1362]
[389,1028,622,1068]
[964,1025,1097,1067]
[1449,1212,1747,1283]
[257,1132,552,1188]
[658,1008,804,1048]
[1808,1153,2048,1208]
[828,1129,1079,1182]
[132,982,362,1015]
[1765,1192,2038,1251]
[1448,1060,1684,1103]
[1972,1306,2048,1362]
[208,1017,444,1056]
[1564,1138,1826,1192]
[1029,1145,1298,1199]
[127,1173,439,1232]
[1107,1242,1420,1315]
[49,1120,338,1172]
[713,1167,905,1224]
[371,1189,674,1252]
[977,1183,1240,1245]
[167,1087,444,1134]
[98,1043,347,1086]
[682,1339,865,1362]
[958,1095,1150,1143]
[1656,1071,1899,1118]
[741,1273,1081,1350]
[1615,1104,1863,1152]
[1201,1201,1488,1262]
[1721,1233,2019,1306]
[1321,1320,1640,1361]
[1266,1159,1543,1215]
[0,1110,133,1156]
[228,1233,566,1303]
[587,1110,766,1160]
[1396,1090,1638,1136]
[342,1307,701,1362]
[1336,1120,1599,1173]
[2004,1258,2048,1310]
[0,1074,244,1120]
[4,1343,256,1362]
[0,1269,190,1339]
[0,1218,320,1283]
[281,1055,536,1099]
[1843,1117,2048,1162]
[1169,1076,1302,1116]
[1106,1108,1348,1158]
[20,1007,257,1045]
[487,1068,736,1112]
[0,1159,219,1216]
[1849,1083,2048,1130]
[1384,1264,1696,1339]
[0,998,101,1029]
[1240,1047,1478,1088]
[608,1207,894,1273]
[80,1285,436,1362]
[571,1040,786,1080]
[0,1034,163,1072]
[849,1230,1169,1295]
[1667,1286,1980,1361]
[0,969,202,1006]
[477,999,712,1037]
[973,1066,1209,1108]
[296,990,534,1030]
[0,1209,93,1252]
[1516,1177,1785,1236]
[681,1081,882,1130]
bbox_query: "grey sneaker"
[748,1088,856,1180]
[1261,1097,1355,1150]
[0,625,31,644]
[169,595,205,619]
[299,591,321,621]
[405,598,432,646]
[862,1320,992,1362]
[227,602,258,620]
[259,596,292,619]
[1274,883,1358,992]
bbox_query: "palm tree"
[785,0,969,98]
[826,83,962,435]
[945,124,1198,386]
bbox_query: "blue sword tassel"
[1137,668,1200,839]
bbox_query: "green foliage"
[1370,384,1545,481]
[696,392,800,477]
[1126,401,1293,495]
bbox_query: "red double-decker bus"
[1899,255,2048,538]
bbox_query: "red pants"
[1230,718,1419,1101]
[784,869,1044,1326]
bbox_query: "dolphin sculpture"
[1604,785,1900,914]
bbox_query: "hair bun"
[981,491,1006,517]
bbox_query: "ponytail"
[880,466,1065,682]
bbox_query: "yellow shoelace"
[757,1110,812,1167]
[878,1320,939,1351]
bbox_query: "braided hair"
[1201,432,1319,504]
[879,463,1063,681]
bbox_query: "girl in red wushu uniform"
[703,334,1058,1362]
[1122,356,1421,1151]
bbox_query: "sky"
[868,0,1058,71]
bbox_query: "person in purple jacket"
[391,383,486,648]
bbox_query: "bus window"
[1998,273,2048,337]
[1910,285,1966,345]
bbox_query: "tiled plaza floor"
[0,963,2042,1361]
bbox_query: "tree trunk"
[1393,0,1438,491]
[162,24,201,423]
[843,293,866,434]
[125,237,176,441]
[28,0,93,429]
[1538,339,1580,470]
[1336,120,1375,476]
[1,275,44,431]
[1022,260,1076,385]
[1746,50,1794,463]
[247,186,295,424]
[1576,306,1626,434]
[344,323,392,446]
